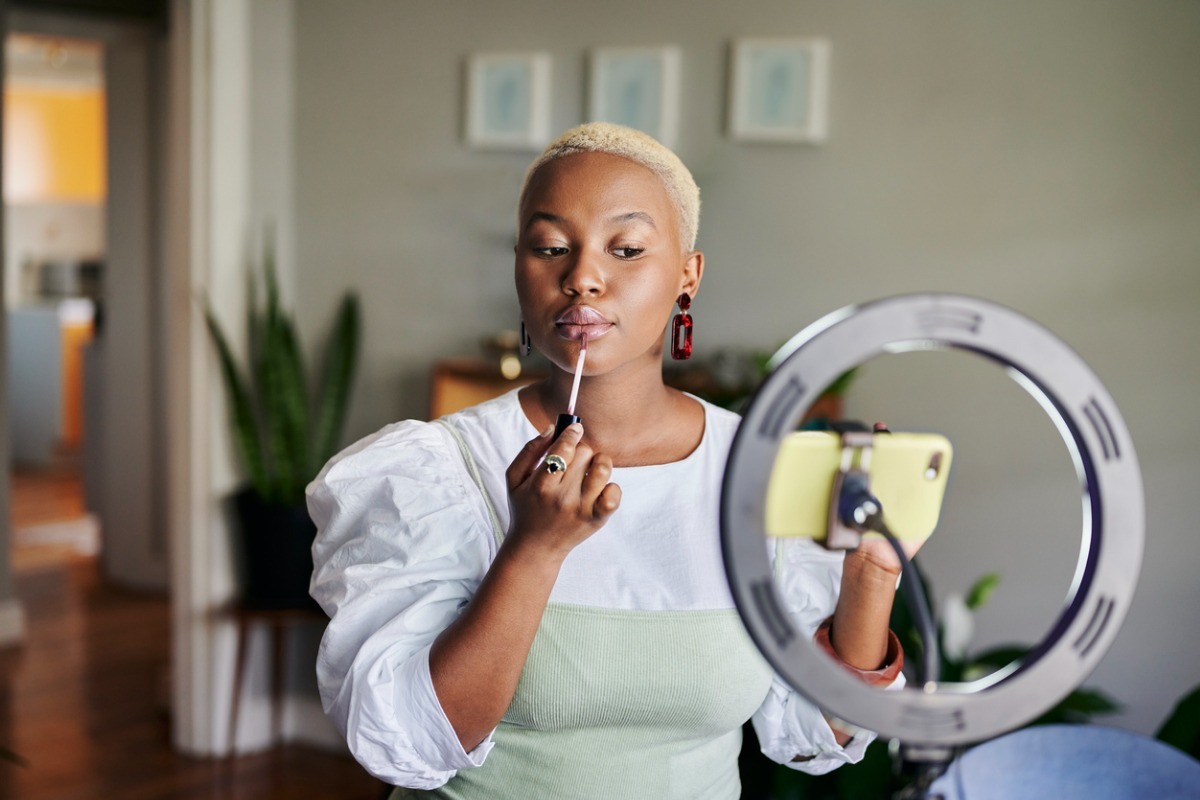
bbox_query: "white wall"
[288,1,1200,737]
[3,203,104,306]
[179,0,342,755]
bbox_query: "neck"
[522,358,702,466]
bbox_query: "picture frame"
[728,38,830,143]
[465,52,551,150]
[588,46,681,148]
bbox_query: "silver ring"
[544,454,567,474]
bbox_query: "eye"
[612,247,644,259]
[532,246,569,258]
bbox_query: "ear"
[681,250,704,298]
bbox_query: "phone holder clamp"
[825,427,882,550]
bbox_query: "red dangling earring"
[671,293,693,360]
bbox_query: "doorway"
[3,4,169,591]
[4,31,103,570]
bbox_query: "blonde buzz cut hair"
[518,122,701,251]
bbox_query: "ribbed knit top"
[395,604,774,800]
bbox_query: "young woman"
[309,123,908,799]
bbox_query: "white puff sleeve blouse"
[308,390,883,788]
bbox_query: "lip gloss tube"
[554,333,588,439]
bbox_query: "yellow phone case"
[765,431,952,541]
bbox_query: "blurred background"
[0,0,1196,797]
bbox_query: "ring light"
[721,294,1144,746]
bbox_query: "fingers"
[532,423,585,484]
[579,452,616,516]
[508,419,624,525]
[900,536,927,560]
[552,432,591,486]
[554,443,621,522]
[508,422,621,535]
[506,422,588,491]
[593,482,622,520]
[505,425,555,490]
[553,422,585,462]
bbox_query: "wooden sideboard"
[429,357,547,418]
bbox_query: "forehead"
[521,151,677,228]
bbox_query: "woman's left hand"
[827,530,932,683]
[847,531,928,578]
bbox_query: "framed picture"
[588,46,681,148]
[728,38,830,143]
[465,52,551,150]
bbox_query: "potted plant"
[204,243,360,609]
[666,345,858,426]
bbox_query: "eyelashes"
[528,246,645,259]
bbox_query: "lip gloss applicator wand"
[554,332,588,440]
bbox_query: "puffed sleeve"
[307,419,498,788]
[751,538,903,775]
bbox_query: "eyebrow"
[523,210,658,231]
[611,211,657,229]
[524,211,563,231]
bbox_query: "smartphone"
[764,431,952,542]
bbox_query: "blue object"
[929,724,1200,799]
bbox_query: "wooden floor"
[1,468,389,799]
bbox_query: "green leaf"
[204,225,361,508]
[1055,688,1121,715]
[771,765,833,799]
[312,293,361,472]
[1156,683,1200,759]
[1033,688,1121,725]
[966,644,1029,672]
[274,311,311,501]
[960,644,1027,682]
[836,738,893,798]
[259,305,302,504]
[246,268,262,381]
[249,289,271,486]
[821,367,860,398]
[203,302,269,497]
[965,572,1001,610]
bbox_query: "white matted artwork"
[728,38,830,143]
[465,52,551,150]
[588,46,681,148]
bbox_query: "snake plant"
[204,242,360,507]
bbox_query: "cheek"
[623,270,680,321]
[514,262,550,305]
[513,271,539,323]
[513,267,529,301]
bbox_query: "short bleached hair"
[518,122,701,250]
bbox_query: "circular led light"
[721,294,1143,745]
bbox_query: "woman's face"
[515,151,702,376]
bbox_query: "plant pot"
[800,392,844,429]
[232,486,320,611]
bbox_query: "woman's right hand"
[504,423,622,558]
[431,422,620,750]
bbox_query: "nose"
[561,248,605,297]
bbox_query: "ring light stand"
[720,294,1144,794]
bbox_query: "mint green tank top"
[393,602,774,800]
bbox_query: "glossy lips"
[555,306,614,340]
